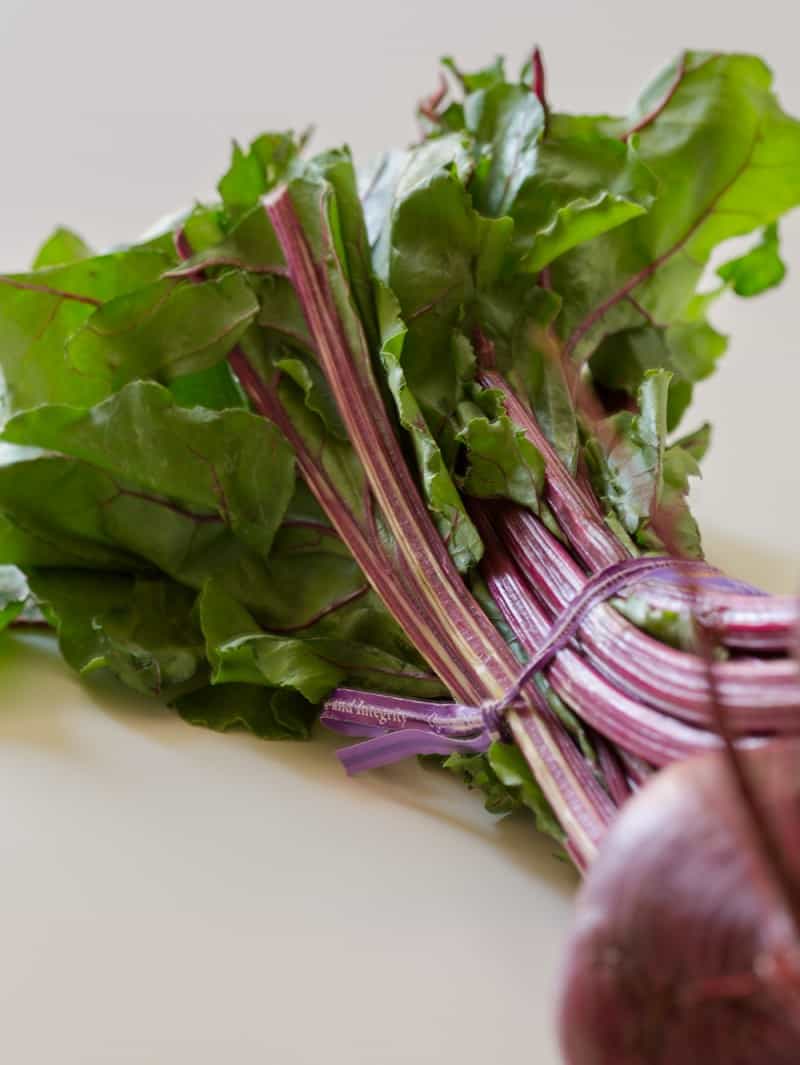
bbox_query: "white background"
[0,2,798,1062]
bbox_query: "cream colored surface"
[0,1,798,1062]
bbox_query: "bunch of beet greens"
[3,48,800,1062]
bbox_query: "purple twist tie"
[322,556,711,774]
[321,690,487,775]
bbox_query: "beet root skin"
[558,746,800,1065]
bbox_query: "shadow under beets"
[6,528,796,893]
[1,632,579,899]
[338,753,580,894]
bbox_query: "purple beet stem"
[480,368,798,651]
[321,543,740,769]
[495,504,800,731]
[262,187,613,864]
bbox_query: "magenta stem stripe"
[620,53,688,140]
[0,275,102,307]
[482,368,796,649]
[485,556,708,716]
[176,226,481,701]
[265,184,611,862]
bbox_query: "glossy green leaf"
[27,569,135,671]
[477,283,579,469]
[0,457,146,570]
[600,370,670,535]
[360,149,410,280]
[510,115,657,269]
[586,370,703,556]
[589,317,727,431]
[175,683,317,741]
[168,361,246,411]
[32,227,93,269]
[4,381,296,558]
[457,398,545,511]
[487,741,565,841]
[218,132,303,212]
[0,451,317,625]
[27,569,205,697]
[181,206,226,257]
[673,421,712,464]
[283,165,380,394]
[377,283,482,573]
[388,170,513,419]
[464,83,544,217]
[67,273,260,388]
[717,223,786,296]
[236,326,369,526]
[170,205,285,279]
[301,148,379,350]
[388,134,473,207]
[257,274,315,352]
[441,55,507,94]
[440,749,522,815]
[552,53,800,358]
[0,244,175,414]
[415,67,655,266]
[274,349,348,438]
[200,581,444,701]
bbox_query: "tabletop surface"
[1,2,799,1061]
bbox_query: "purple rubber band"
[323,556,711,774]
[481,556,711,717]
[333,730,490,775]
[321,690,488,774]
[322,689,484,737]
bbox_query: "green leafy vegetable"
[377,284,483,572]
[1,45,799,862]
[589,317,727,432]
[508,116,657,270]
[717,223,786,296]
[551,53,800,360]
[386,168,512,420]
[32,227,93,269]
[218,132,303,213]
[0,241,176,415]
[3,380,296,557]
[200,581,445,700]
[457,392,545,510]
[586,371,703,556]
[487,742,565,840]
[176,683,317,740]
[440,747,524,815]
[67,273,260,388]
[28,569,205,697]
[464,82,544,217]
